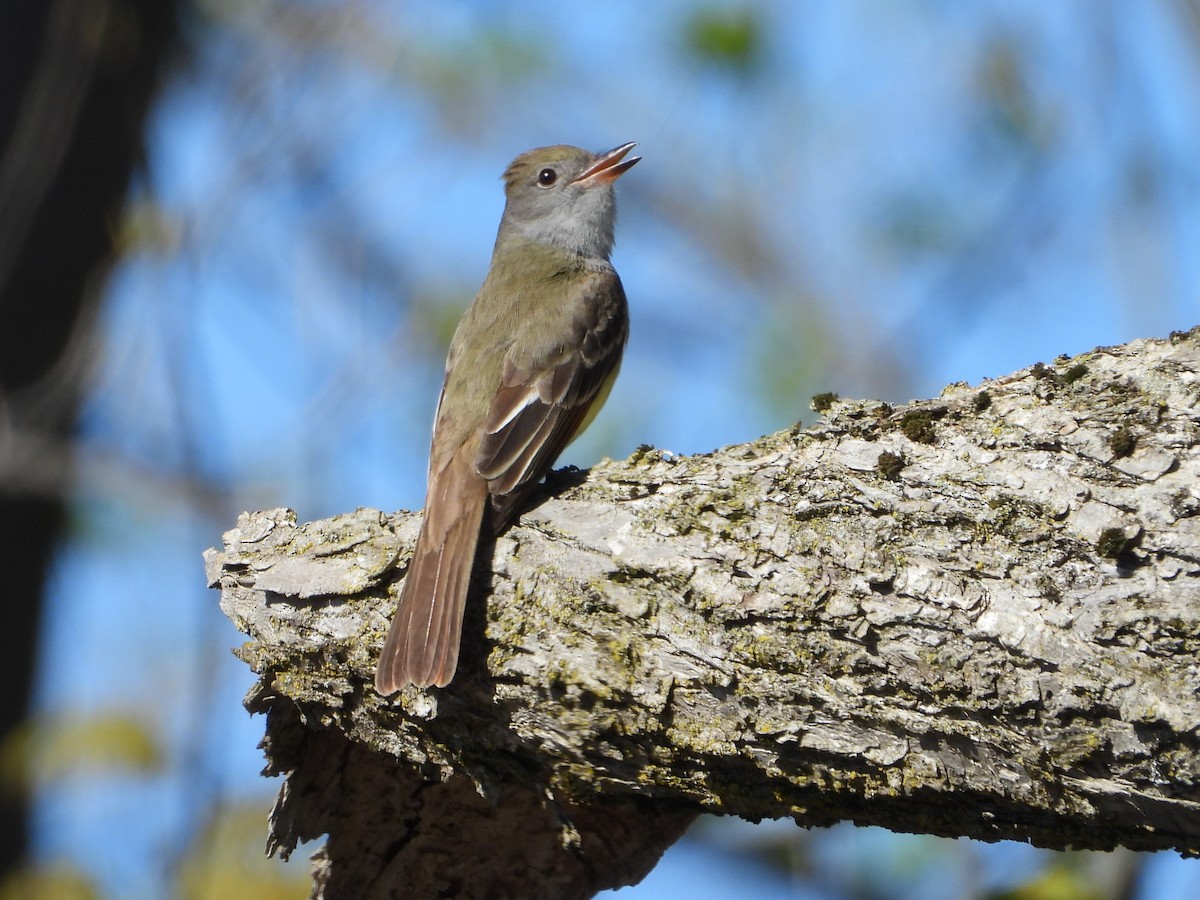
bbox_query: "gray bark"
[207,328,1200,899]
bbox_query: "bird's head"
[497,142,640,259]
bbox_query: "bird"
[375,142,640,693]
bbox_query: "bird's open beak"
[573,142,640,185]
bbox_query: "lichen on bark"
[207,328,1200,898]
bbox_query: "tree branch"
[207,328,1200,899]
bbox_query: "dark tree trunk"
[0,0,179,876]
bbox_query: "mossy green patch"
[811,391,838,413]
[1108,425,1137,459]
[877,450,905,481]
[900,410,937,444]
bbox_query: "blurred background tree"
[0,0,178,893]
[2,1,1198,898]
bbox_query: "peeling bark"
[207,329,1200,899]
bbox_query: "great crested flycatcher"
[375,142,640,693]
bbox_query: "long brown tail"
[375,452,489,692]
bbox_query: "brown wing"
[374,448,489,692]
[475,272,628,508]
[376,270,629,692]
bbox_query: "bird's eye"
[537,168,558,187]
